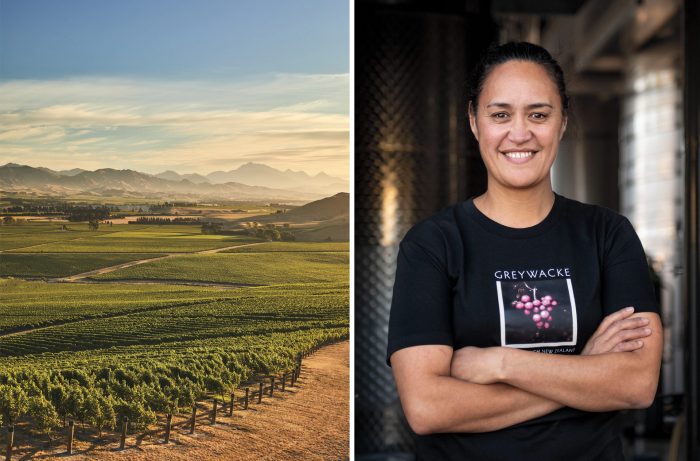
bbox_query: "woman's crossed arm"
[390,307,661,434]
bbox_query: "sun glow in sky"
[0,0,349,177]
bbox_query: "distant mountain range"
[0,163,347,202]
[155,162,347,194]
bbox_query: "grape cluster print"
[511,285,558,330]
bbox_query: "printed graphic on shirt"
[496,276,578,348]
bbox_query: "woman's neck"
[473,186,556,229]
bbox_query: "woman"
[386,42,663,461]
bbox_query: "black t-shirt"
[387,193,659,461]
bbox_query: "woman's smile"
[500,149,539,164]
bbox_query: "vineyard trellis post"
[119,417,128,450]
[211,399,217,425]
[164,413,172,444]
[5,425,13,461]
[282,373,287,392]
[258,382,263,403]
[190,405,197,434]
[244,388,249,409]
[270,377,275,397]
[229,392,234,417]
[67,420,75,454]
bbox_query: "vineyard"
[0,254,166,278]
[0,221,349,456]
[91,252,349,284]
[2,224,256,253]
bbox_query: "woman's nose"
[508,116,533,143]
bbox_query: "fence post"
[5,425,13,461]
[67,420,75,454]
[258,382,263,403]
[244,388,249,409]
[164,413,172,444]
[190,405,197,434]
[282,373,287,392]
[229,392,235,417]
[270,376,275,396]
[119,417,128,450]
[211,399,217,425]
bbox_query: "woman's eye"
[491,112,509,120]
[530,112,549,121]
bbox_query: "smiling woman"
[387,42,662,461]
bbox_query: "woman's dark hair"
[468,42,569,115]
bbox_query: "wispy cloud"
[0,74,349,177]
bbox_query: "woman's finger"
[596,316,650,344]
[613,327,652,344]
[596,307,635,334]
[613,340,644,352]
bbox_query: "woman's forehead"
[480,60,560,106]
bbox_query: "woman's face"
[469,60,567,192]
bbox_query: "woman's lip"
[501,150,537,164]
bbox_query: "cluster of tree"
[0,347,300,440]
[247,223,295,242]
[131,217,201,225]
[201,222,224,235]
[67,206,111,223]
[2,216,16,225]
[1,202,121,215]
[148,202,175,213]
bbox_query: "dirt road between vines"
[32,341,349,461]
[54,242,266,282]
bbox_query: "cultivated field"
[0,220,349,457]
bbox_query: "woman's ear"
[559,115,568,140]
[468,101,479,140]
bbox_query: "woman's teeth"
[504,151,533,159]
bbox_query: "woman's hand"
[581,307,652,356]
[450,346,505,385]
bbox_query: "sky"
[0,0,349,177]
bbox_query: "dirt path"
[52,242,266,282]
[30,341,349,460]
[56,255,172,282]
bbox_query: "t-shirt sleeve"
[601,217,659,316]
[386,223,454,366]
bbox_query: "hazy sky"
[0,0,349,177]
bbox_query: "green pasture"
[91,251,348,285]
[6,235,256,253]
[0,253,167,277]
[0,222,259,253]
[224,241,349,253]
[0,222,146,251]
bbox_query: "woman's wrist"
[495,347,513,383]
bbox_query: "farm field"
[223,241,349,253]
[0,223,256,253]
[0,223,150,251]
[0,219,349,450]
[91,252,348,285]
[0,254,166,278]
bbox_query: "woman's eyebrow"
[485,102,554,109]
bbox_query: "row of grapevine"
[0,332,347,443]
